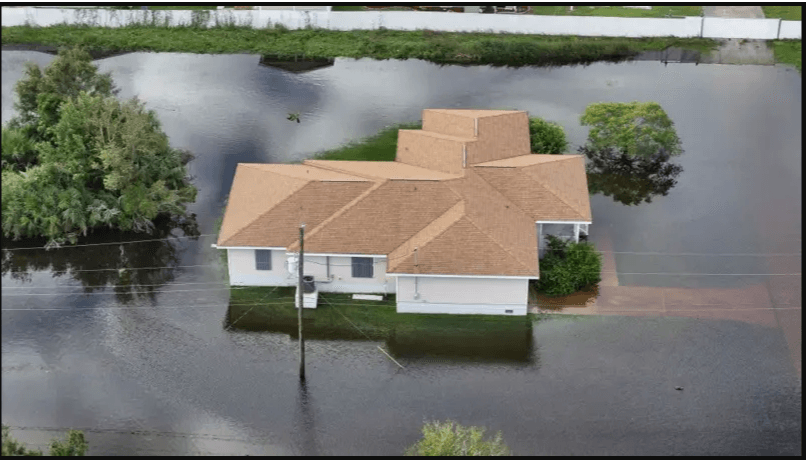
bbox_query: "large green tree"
[579,101,683,158]
[2,47,196,246]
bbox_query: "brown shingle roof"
[445,171,539,275]
[387,217,536,277]
[217,164,371,247]
[473,155,591,222]
[217,109,591,278]
[303,160,461,180]
[289,180,462,254]
[221,181,374,247]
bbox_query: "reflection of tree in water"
[580,145,683,206]
[1,214,199,304]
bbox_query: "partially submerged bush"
[405,420,511,456]
[528,117,569,154]
[536,235,602,296]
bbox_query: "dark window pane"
[351,257,373,278]
[255,249,272,270]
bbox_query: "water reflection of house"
[225,302,535,364]
[258,55,335,73]
[214,109,592,316]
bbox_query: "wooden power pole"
[298,223,306,381]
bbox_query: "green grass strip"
[532,5,702,18]
[1,24,719,67]
[771,40,802,71]
[762,6,803,21]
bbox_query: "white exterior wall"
[396,276,529,316]
[295,255,395,294]
[2,8,801,40]
[227,248,294,286]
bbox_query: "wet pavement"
[2,51,802,456]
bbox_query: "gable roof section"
[217,163,371,247]
[445,171,539,275]
[473,154,591,222]
[387,217,536,277]
[289,180,462,254]
[387,201,466,268]
[303,160,461,180]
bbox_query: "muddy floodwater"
[1,51,802,456]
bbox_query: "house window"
[255,249,272,271]
[351,257,373,278]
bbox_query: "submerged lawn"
[308,122,420,161]
[228,286,534,346]
[0,24,719,67]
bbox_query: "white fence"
[1,7,802,40]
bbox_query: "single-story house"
[214,109,591,316]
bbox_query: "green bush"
[528,117,568,154]
[1,47,197,246]
[536,235,602,296]
[2,426,88,457]
[405,420,511,456]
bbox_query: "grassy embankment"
[0,22,718,68]
[762,5,803,71]
[532,5,703,18]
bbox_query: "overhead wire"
[2,234,217,251]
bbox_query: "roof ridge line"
[219,169,308,245]
[463,215,537,276]
[387,200,466,273]
[287,179,388,250]
[303,160,383,180]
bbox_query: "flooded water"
[1,50,802,456]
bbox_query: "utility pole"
[298,223,306,381]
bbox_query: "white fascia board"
[286,252,387,258]
[216,246,287,250]
[387,273,536,280]
[535,220,592,224]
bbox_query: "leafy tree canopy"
[405,420,511,456]
[580,101,683,158]
[2,47,196,246]
[528,117,569,154]
[2,426,88,457]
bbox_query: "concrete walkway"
[530,229,802,376]
[703,5,765,18]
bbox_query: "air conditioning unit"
[295,275,318,309]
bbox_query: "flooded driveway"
[1,50,802,456]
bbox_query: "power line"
[599,251,801,256]
[3,263,219,275]
[1,299,297,311]
[3,281,231,289]
[2,424,267,445]
[2,234,217,251]
[1,286,253,297]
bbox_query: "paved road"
[703,5,765,18]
